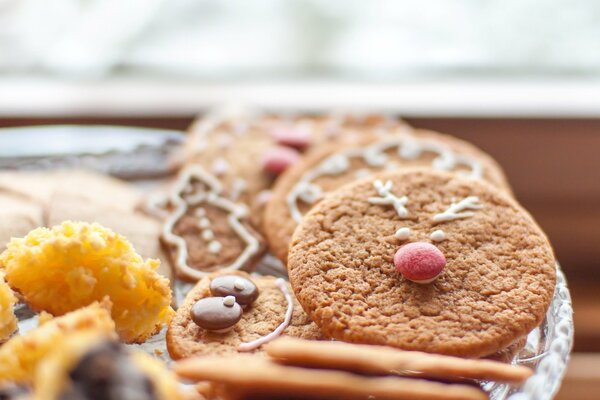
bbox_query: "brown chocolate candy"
[209,275,259,307]
[191,296,243,331]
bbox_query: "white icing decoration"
[354,168,371,179]
[223,296,236,307]
[256,190,272,205]
[395,227,411,240]
[230,178,247,201]
[238,278,293,352]
[286,135,483,223]
[202,230,214,240]
[368,180,409,218]
[212,158,229,176]
[234,279,246,290]
[430,229,446,242]
[433,196,483,223]
[161,166,261,280]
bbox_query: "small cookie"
[0,273,17,343]
[185,108,407,230]
[1,221,173,343]
[288,169,555,358]
[159,167,267,282]
[166,271,322,360]
[265,129,512,263]
[265,337,533,384]
[34,332,183,400]
[175,355,487,400]
[0,300,115,384]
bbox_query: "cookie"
[0,273,17,343]
[1,221,173,343]
[157,166,267,282]
[265,337,532,384]
[34,332,183,400]
[0,300,115,384]
[47,191,173,280]
[0,192,44,252]
[265,129,512,263]
[288,168,556,358]
[174,354,487,400]
[184,107,408,230]
[166,271,322,360]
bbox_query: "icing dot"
[211,158,229,176]
[208,241,222,254]
[430,229,446,242]
[202,230,214,240]
[223,296,236,307]
[199,218,211,228]
[261,146,301,175]
[234,279,246,291]
[393,242,446,284]
[195,208,206,217]
[257,190,272,205]
[395,227,411,240]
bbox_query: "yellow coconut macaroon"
[0,221,174,343]
[34,331,183,400]
[0,300,115,384]
[0,272,17,343]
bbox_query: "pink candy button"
[393,242,446,284]
[261,146,301,175]
[271,126,312,150]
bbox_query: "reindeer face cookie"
[166,271,323,360]
[288,169,555,358]
[265,129,512,263]
[159,167,267,282]
[184,107,407,230]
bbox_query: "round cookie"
[167,271,323,360]
[265,129,512,263]
[185,107,408,230]
[288,169,555,358]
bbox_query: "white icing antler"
[368,180,409,218]
[433,196,483,223]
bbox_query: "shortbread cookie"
[47,191,172,280]
[0,301,115,384]
[265,337,532,384]
[265,130,512,263]
[0,192,43,252]
[175,355,487,400]
[185,108,408,230]
[159,167,267,282]
[0,273,17,343]
[35,332,183,400]
[0,221,173,343]
[167,271,322,360]
[288,169,555,358]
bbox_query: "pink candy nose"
[261,146,301,175]
[271,126,312,150]
[393,242,446,284]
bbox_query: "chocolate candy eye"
[210,275,259,307]
[191,296,243,332]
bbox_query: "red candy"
[271,126,312,150]
[393,242,446,284]
[261,146,301,175]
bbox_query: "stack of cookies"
[151,108,558,399]
[0,107,561,400]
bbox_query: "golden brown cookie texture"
[159,167,267,282]
[167,271,323,360]
[184,109,408,231]
[264,129,512,263]
[288,168,555,358]
[264,337,532,384]
[174,355,487,400]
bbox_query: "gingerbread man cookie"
[184,107,408,230]
[265,129,512,263]
[166,271,323,360]
[158,166,267,282]
[288,168,555,358]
